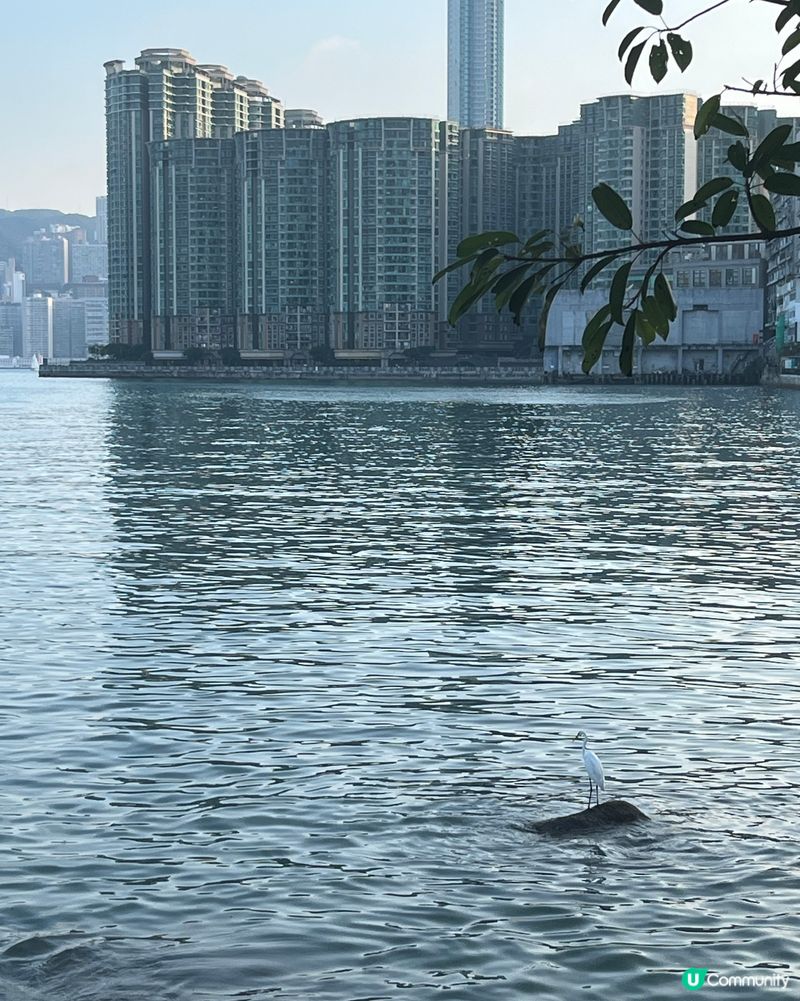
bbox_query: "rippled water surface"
[1,373,799,1000]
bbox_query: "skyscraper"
[104,49,284,346]
[448,0,504,129]
[327,118,460,354]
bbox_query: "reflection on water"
[1,373,799,1000]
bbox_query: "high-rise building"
[149,138,237,351]
[22,294,53,358]
[95,196,108,244]
[83,298,110,350]
[457,127,519,350]
[22,233,68,291]
[327,118,460,354]
[0,303,23,357]
[514,94,699,259]
[448,0,504,129]
[52,298,88,360]
[236,128,329,356]
[105,48,284,346]
[71,243,109,282]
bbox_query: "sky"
[0,0,796,214]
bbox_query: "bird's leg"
[596,785,601,808]
[587,779,592,811]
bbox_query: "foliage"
[404,345,436,363]
[90,342,147,361]
[309,344,336,366]
[220,346,242,367]
[436,0,800,375]
[184,346,212,365]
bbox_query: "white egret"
[574,730,605,809]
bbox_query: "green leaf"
[523,241,556,260]
[777,142,800,161]
[624,41,647,85]
[448,271,498,325]
[776,0,800,32]
[765,171,800,196]
[640,256,662,302]
[602,0,622,26]
[610,261,633,325]
[634,0,663,13]
[711,189,740,228]
[581,305,613,349]
[783,26,800,55]
[680,220,716,236]
[619,312,637,377]
[751,193,777,233]
[694,176,734,203]
[649,40,668,83]
[675,199,699,222]
[751,124,794,170]
[711,113,749,138]
[580,254,618,292]
[509,274,540,326]
[456,231,518,257]
[782,56,800,88]
[592,183,634,230]
[582,316,613,373]
[728,142,749,172]
[432,254,478,285]
[654,274,678,323]
[666,33,692,72]
[635,309,657,345]
[618,27,645,61]
[493,264,535,311]
[522,229,550,250]
[538,283,563,349]
[469,250,503,285]
[694,94,721,139]
[471,248,502,274]
[642,295,670,338]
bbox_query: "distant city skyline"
[1,0,797,212]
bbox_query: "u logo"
[682,968,708,991]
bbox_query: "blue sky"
[0,0,792,213]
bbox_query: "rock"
[526,799,649,837]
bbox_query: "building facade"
[236,127,329,357]
[22,294,53,359]
[545,243,764,376]
[22,233,68,291]
[327,118,459,355]
[71,243,109,282]
[105,48,284,347]
[447,0,504,129]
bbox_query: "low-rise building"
[546,244,764,377]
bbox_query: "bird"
[574,731,605,810]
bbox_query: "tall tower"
[447,0,504,129]
[104,48,283,347]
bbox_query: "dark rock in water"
[527,800,649,837]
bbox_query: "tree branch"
[504,226,800,270]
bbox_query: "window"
[677,270,690,288]
[709,269,722,287]
[725,268,740,287]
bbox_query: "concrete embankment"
[38,362,763,386]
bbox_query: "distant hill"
[0,209,96,264]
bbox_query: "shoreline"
[37,362,764,387]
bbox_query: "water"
[1,372,799,1000]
